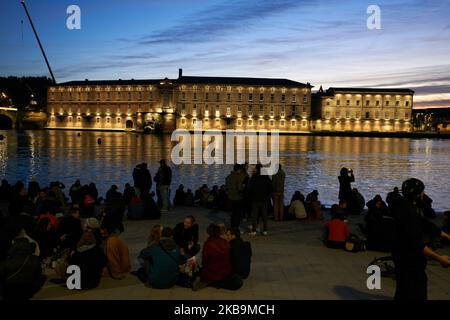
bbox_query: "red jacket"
[201,236,231,281]
[326,219,349,242]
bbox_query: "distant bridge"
[0,107,18,129]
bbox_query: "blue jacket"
[139,239,180,289]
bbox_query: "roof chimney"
[178,68,183,78]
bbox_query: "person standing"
[225,164,244,230]
[338,167,355,207]
[271,164,285,221]
[247,164,272,236]
[154,159,172,212]
[392,178,449,300]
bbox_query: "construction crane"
[20,0,56,84]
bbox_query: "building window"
[259,105,264,115]
[291,105,296,115]
[303,95,307,103]
[291,120,296,127]
[326,100,330,106]
[356,112,360,119]
[366,100,370,106]
[248,93,253,101]
[238,93,242,101]
[139,92,142,100]
[336,112,340,119]
[248,119,253,126]
[336,100,340,106]
[227,93,231,102]
[346,111,350,119]
[270,120,274,126]
[248,105,253,116]
[325,111,330,119]
[356,100,360,106]
[106,117,110,123]
[182,92,185,100]
[226,106,231,116]
[68,116,72,122]
[128,92,131,101]
[181,118,185,125]
[260,93,264,101]
[205,105,209,115]
[281,120,285,126]
[193,92,197,101]
[385,101,389,106]
[237,119,242,126]
[376,100,380,106]
[259,119,263,126]
[292,94,296,103]
[396,101,400,106]
[117,92,121,101]
[96,117,100,123]
[365,112,370,119]
[149,92,153,100]
[270,94,274,102]
[203,93,208,101]
[405,101,410,107]
[216,93,220,102]
[385,112,389,119]
[405,112,409,119]
[77,117,81,122]
[117,118,121,123]
[375,111,380,119]
[193,119,197,125]
[346,100,350,106]
[281,94,285,102]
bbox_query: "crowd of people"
[0,161,449,301]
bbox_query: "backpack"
[345,234,366,253]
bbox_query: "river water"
[0,130,449,211]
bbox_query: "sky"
[1,0,449,108]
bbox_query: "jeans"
[158,185,170,210]
[251,201,268,232]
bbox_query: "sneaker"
[248,231,257,236]
[262,231,268,236]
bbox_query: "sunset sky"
[1,0,449,108]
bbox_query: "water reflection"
[0,130,449,211]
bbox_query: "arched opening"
[0,114,13,129]
[126,120,133,129]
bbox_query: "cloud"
[122,0,315,45]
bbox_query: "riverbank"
[31,206,450,300]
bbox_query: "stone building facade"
[46,70,413,133]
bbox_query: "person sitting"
[420,193,436,219]
[184,189,195,207]
[366,195,389,222]
[173,216,200,258]
[207,185,219,210]
[386,187,403,214]
[127,194,145,220]
[142,191,161,220]
[288,191,307,220]
[138,227,180,289]
[363,195,395,252]
[34,217,57,259]
[101,222,131,280]
[227,228,252,279]
[337,199,351,217]
[350,188,365,215]
[194,224,243,291]
[57,207,83,251]
[173,185,186,206]
[123,183,135,207]
[200,184,210,207]
[0,221,46,300]
[68,231,107,289]
[325,210,349,249]
[306,190,322,220]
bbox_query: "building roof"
[327,87,414,94]
[55,79,162,86]
[177,76,312,87]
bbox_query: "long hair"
[147,224,162,247]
